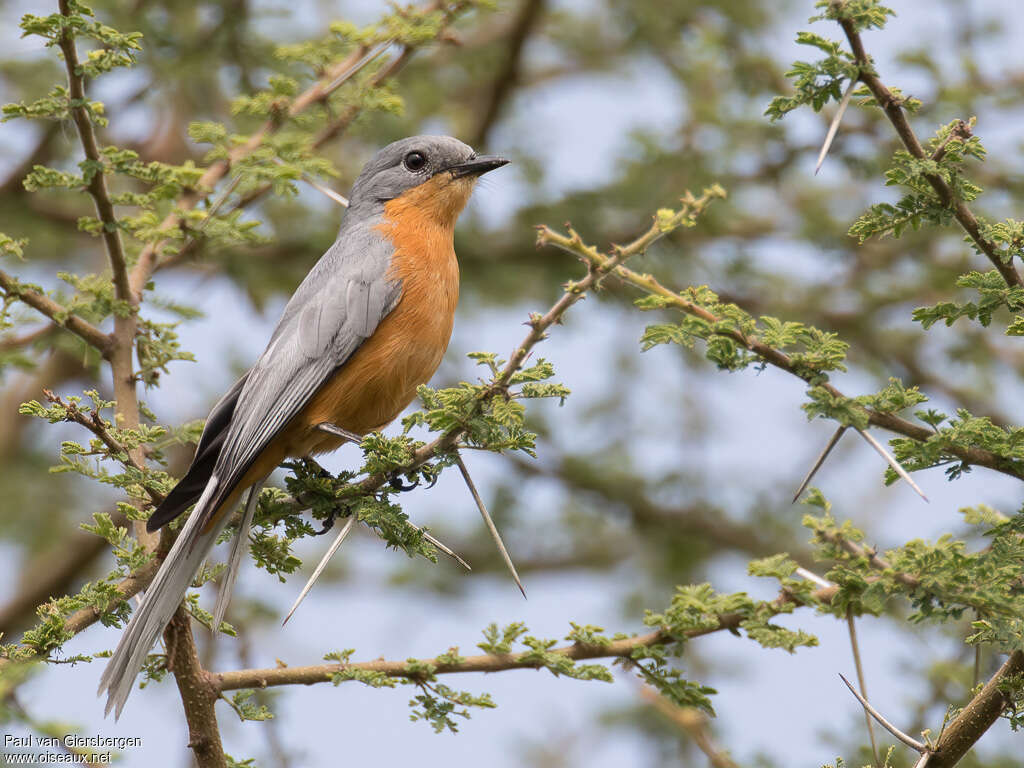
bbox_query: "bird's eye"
[403,151,427,172]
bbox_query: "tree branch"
[0,558,158,673]
[56,0,131,304]
[54,0,152,552]
[164,607,227,768]
[836,14,1023,289]
[472,0,546,146]
[0,269,111,355]
[929,649,1024,768]
[41,389,165,507]
[217,580,835,693]
[154,10,460,275]
[536,232,1024,483]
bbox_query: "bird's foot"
[388,472,420,492]
[314,504,350,536]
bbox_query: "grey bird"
[98,135,508,718]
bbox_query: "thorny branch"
[835,10,1023,289]
[536,231,1024,483]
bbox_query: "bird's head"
[348,135,508,226]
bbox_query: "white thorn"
[795,566,834,589]
[407,520,471,571]
[855,427,929,502]
[815,78,857,175]
[793,425,847,503]
[838,673,928,752]
[283,514,358,625]
[455,453,525,598]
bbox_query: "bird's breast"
[288,187,462,452]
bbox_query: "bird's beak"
[445,155,509,179]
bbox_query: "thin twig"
[0,270,111,355]
[41,390,164,506]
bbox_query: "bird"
[97,135,508,719]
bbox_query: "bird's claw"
[314,505,345,535]
[388,473,420,492]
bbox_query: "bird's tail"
[98,475,226,719]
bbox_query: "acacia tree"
[0,1,1022,767]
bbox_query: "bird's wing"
[203,225,401,523]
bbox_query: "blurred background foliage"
[1,0,1023,766]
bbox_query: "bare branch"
[164,607,227,768]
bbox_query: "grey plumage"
[210,479,264,634]
[98,135,486,718]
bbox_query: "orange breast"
[287,173,471,455]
